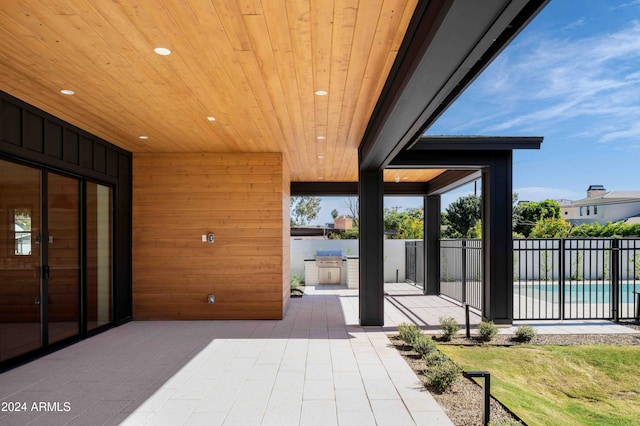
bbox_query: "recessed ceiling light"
[318,176,324,180]
[316,136,326,140]
[60,89,75,95]
[206,116,216,122]
[315,90,328,96]
[317,155,325,159]
[138,135,149,140]
[154,47,171,56]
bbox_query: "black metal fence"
[513,238,640,320]
[411,238,640,320]
[405,241,424,285]
[439,239,483,310]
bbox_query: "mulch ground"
[389,321,640,426]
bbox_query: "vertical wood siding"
[132,153,290,320]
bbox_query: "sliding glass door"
[0,158,113,364]
[86,182,112,331]
[46,172,80,344]
[0,160,42,361]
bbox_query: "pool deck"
[1,282,637,426]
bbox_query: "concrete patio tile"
[143,398,200,426]
[107,411,154,426]
[337,409,377,425]
[362,377,401,400]
[335,388,371,413]
[169,379,216,400]
[261,394,302,426]
[333,371,365,390]
[235,379,274,402]
[65,400,132,426]
[410,410,455,425]
[126,387,177,413]
[303,379,335,400]
[300,400,338,426]
[304,362,333,381]
[222,398,268,426]
[370,399,416,426]
[182,411,226,426]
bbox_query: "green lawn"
[439,344,640,426]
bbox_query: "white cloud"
[599,121,640,142]
[465,21,640,144]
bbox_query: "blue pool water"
[514,282,640,304]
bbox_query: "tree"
[443,195,481,238]
[529,217,570,238]
[330,208,339,220]
[290,196,321,226]
[384,207,424,239]
[513,199,561,237]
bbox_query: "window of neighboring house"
[579,207,584,216]
[586,206,590,215]
[13,207,32,256]
[594,205,598,215]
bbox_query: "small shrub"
[290,274,305,297]
[290,274,304,289]
[426,360,460,392]
[412,335,436,356]
[514,324,536,343]
[423,350,448,366]
[398,322,422,344]
[439,316,460,342]
[477,321,498,342]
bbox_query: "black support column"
[425,195,441,295]
[359,169,385,326]
[481,151,513,324]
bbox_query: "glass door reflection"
[0,159,42,362]
[86,182,112,330]
[46,173,80,344]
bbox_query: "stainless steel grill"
[316,250,343,284]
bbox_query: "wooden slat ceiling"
[0,0,445,183]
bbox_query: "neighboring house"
[334,215,353,230]
[561,185,640,225]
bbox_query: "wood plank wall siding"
[132,153,290,320]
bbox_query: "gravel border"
[389,321,640,426]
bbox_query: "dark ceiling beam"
[427,170,480,195]
[358,0,550,172]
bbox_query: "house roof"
[0,1,548,183]
[572,191,640,205]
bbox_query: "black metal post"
[611,239,620,322]
[425,195,441,295]
[463,370,491,426]
[560,238,565,321]
[465,303,471,338]
[358,168,385,326]
[462,240,467,304]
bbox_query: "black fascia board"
[291,181,430,196]
[409,136,543,151]
[358,0,550,172]
[291,182,358,196]
[390,149,506,169]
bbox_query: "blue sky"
[311,0,640,226]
